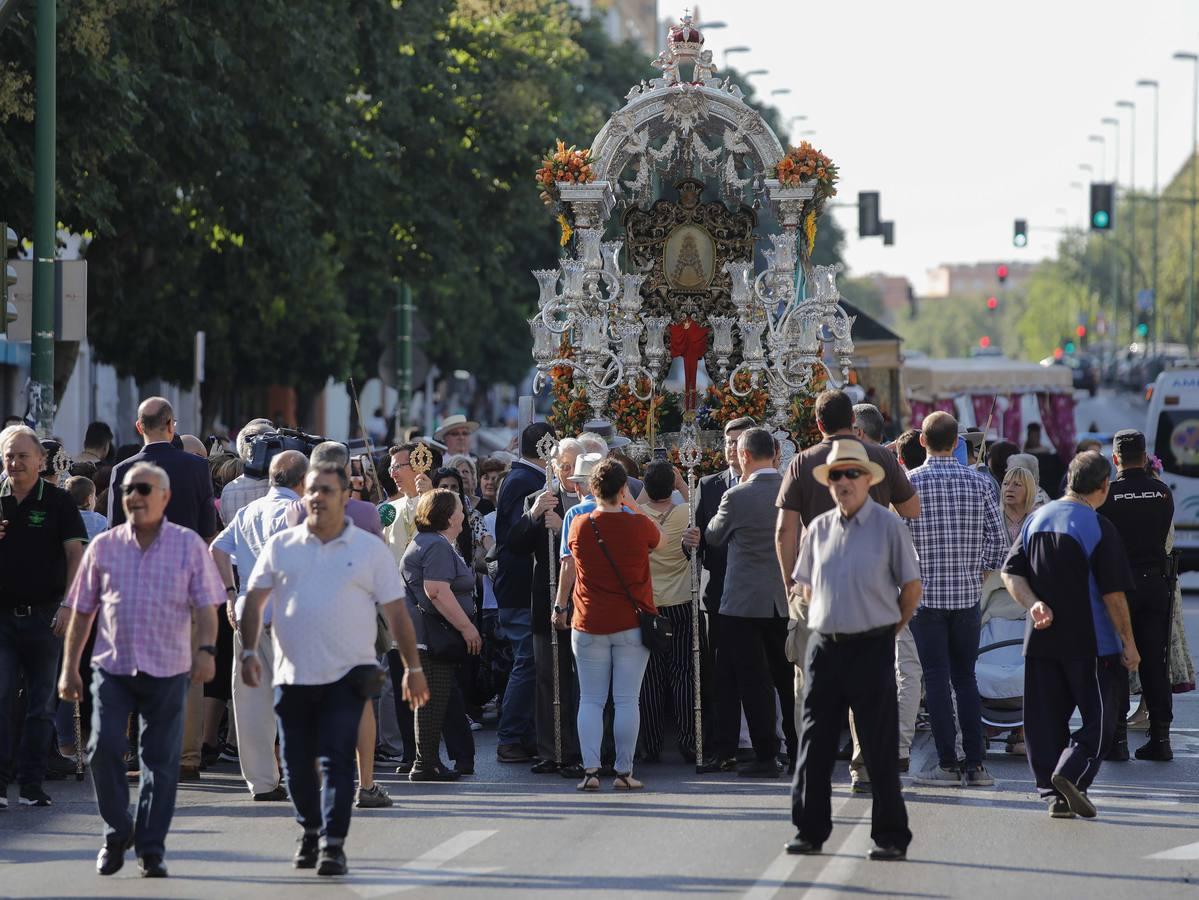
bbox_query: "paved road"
[3,595,1198,899]
[1074,388,1147,436]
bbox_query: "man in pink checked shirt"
[58,461,226,880]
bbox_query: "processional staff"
[678,422,704,772]
[535,432,564,767]
[51,445,85,782]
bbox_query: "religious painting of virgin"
[663,224,716,292]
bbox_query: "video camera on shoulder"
[244,428,327,479]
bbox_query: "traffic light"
[1065,341,1076,354]
[1090,182,1115,230]
[858,191,881,237]
[979,335,991,349]
[986,296,998,310]
[996,264,1009,285]
[2,223,16,337]
[1013,219,1028,248]
[1053,347,1064,360]
[881,221,895,246]
[1076,324,1087,338]
[1136,320,1149,338]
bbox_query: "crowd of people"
[0,387,1195,876]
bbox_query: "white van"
[1145,367,1199,571]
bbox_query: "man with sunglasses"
[60,462,226,878]
[787,439,921,862]
[0,426,88,811]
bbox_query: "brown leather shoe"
[178,765,202,782]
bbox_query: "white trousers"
[231,630,280,795]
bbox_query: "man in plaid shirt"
[904,412,1007,788]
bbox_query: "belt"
[8,602,57,617]
[822,624,894,643]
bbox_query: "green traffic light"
[1092,210,1109,228]
[1013,234,1027,248]
[1136,322,1149,337]
[1065,341,1076,353]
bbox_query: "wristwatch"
[553,604,567,615]
[239,648,258,662]
[197,644,218,657]
[225,586,237,595]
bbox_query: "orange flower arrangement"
[776,141,838,196]
[547,337,588,436]
[536,140,595,208]
[609,378,664,440]
[701,371,769,428]
[668,445,726,478]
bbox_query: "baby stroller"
[976,572,1027,754]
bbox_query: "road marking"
[347,829,498,897]
[1147,840,1199,860]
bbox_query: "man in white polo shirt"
[239,463,428,878]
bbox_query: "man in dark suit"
[107,397,217,780]
[704,426,796,777]
[492,422,556,764]
[108,397,217,540]
[683,416,754,772]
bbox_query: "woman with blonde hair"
[1000,465,1038,544]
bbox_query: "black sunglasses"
[120,482,156,496]
[828,468,866,482]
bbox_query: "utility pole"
[1174,52,1198,354]
[394,282,414,431]
[31,0,56,436]
[1138,80,1160,352]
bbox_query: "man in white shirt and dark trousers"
[239,463,428,877]
[210,450,307,801]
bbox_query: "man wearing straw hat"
[434,415,480,459]
[786,439,921,861]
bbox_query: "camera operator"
[219,419,275,523]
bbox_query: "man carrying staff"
[59,462,226,878]
[786,440,920,861]
[1001,451,1139,820]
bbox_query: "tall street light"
[1117,99,1137,342]
[1174,51,1198,353]
[742,69,769,78]
[1137,78,1160,350]
[722,46,750,67]
[1071,181,1088,226]
[1088,134,1107,183]
[771,88,792,96]
[1101,116,1121,185]
[1101,116,1122,343]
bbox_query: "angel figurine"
[650,50,680,88]
[693,49,718,84]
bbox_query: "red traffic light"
[1075,324,1087,338]
[986,296,998,310]
[979,335,991,349]
[1053,347,1064,360]
[996,264,1009,279]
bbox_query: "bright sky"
[661,0,1199,292]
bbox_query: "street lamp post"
[1102,116,1122,343]
[722,45,750,67]
[31,0,56,435]
[1174,51,1198,353]
[1116,100,1137,344]
[1137,78,1160,351]
[1088,134,1107,184]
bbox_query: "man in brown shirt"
[775,391,920,758]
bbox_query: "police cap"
[1113,429,1146,458]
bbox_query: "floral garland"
[697,371,769,430]
[668,445,727,478]
[608,380,683,440]
[537,140,594,245]
[786,365,829,449]
[546,337,588,437]
[775,141,839,255]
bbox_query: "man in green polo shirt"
[0,426,88,809]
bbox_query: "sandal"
[613,772,643,791]
[576,770,601,792]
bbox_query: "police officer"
[1098,429,1175,761]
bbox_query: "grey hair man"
[221,419,276,522]
[211,450,308,801]
[283,442,383,538]
[852,404,886,444]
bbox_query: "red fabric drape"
[1036,392,1076,463]
[1002,393,1023,446]
[909,400,931,429]
[971,395,995,434]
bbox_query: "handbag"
[586,515,672,654]
[346,663,387,700]
[401,555,469,664]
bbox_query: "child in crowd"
[66,474,107,540]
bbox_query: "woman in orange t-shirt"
[558,458,660,791]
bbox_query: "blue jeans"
[88,668,190,857]
[497,608,535,746]
[274,674,365,846]
[0,604,62,787]
[909,605,985,767]
[572,627,650,773]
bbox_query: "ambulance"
[1146,367,1199,571]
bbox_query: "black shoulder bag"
[586,515,672,654]
[401,544,468,664]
